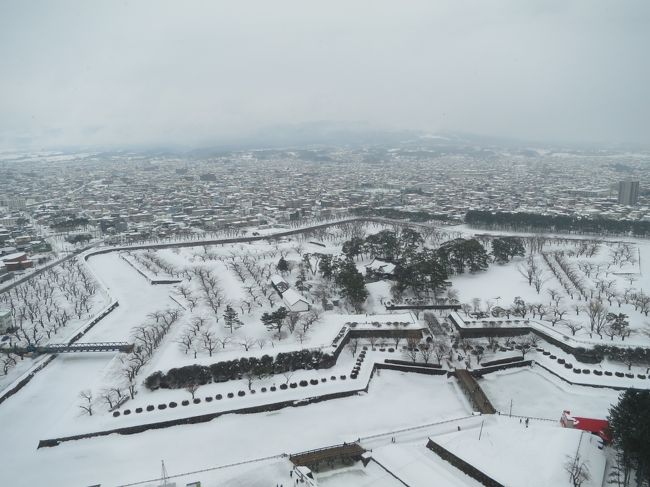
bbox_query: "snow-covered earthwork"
[0,222,648,486]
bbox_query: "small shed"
[282,288,311,312]
[270,274,290,294]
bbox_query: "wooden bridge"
[454,369,496,414]
[290,442,366,469]
[2,342,134,355]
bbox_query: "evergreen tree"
[276,257,289,274]
[334,259,368,311]
[341,237,365,260]
[491,236,525,263]
[437,238,489,274]
[318,254,333,280]
[262,307,289,339]
[609,389,650,486]
[223,305,242,333]
[295,264,308,292]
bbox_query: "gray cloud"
[0,0,649,149]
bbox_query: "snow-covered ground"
[451,229,650,346]
[0,370,471,486]
[433,415,606,487]
[83,253,176,342]
[369,443,483,486]
[480,367,622,419]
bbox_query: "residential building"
[618,181,640,206]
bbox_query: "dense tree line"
[340,229,490,300]
[65,233,93,245]
[466,210,650,236]
[609,389,650,486]
[144,348,335,390]
[50,216,90,231]
[351,207,451,222]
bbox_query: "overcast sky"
[1,0,649,150]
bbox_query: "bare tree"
[564,453,591,487]
[1,354,17,375]
[78,390,93,416]
[347,338,360,356]
[216,336,232,349]
[518,257,537,286]
[563,320,584,336]
[532,269,547,294]
[282,369,294,385]
[432,339,450,364]
[185,383,199,400]
[286,312,301,334]
[419,344,434,364]
[201,328,218,357]
[299,309,321,333]
[99,388,118,410]
[296,329,308,345]
[573,303,582,316]
[515,337,533,359]
[239,336,256,351]
[547,288,561,306]
[404,337,420,362]
[243,372,256,391]
[585,300,609,338]
[176,330,194,355]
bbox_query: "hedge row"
[116,375,354,417]
[480,356,522,367]
[543,351,650,380]
[384,359,442,369]
[145,349,336,390]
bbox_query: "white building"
[282,288,311,313]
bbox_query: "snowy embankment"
[480,367,621,419]
[431,415,606,487]
[370,443,483,487]
[45,346,441,440]
[532,345,650,389]
[451,310,650,350]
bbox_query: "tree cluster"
[466,210,650,237]
[351,206,451,223]
[119,308,183,400]
[145,348,335,390]
[0,259,99,372]
[340,230,490,301]
[491,236,525,263]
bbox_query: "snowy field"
[433,415,606,487]
[0,371,470,486]
[480,367,622,419]
[451,228,650,346]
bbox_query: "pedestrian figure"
[457,426,461,431]
[519,418,522,424]
[525,418,529,428]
